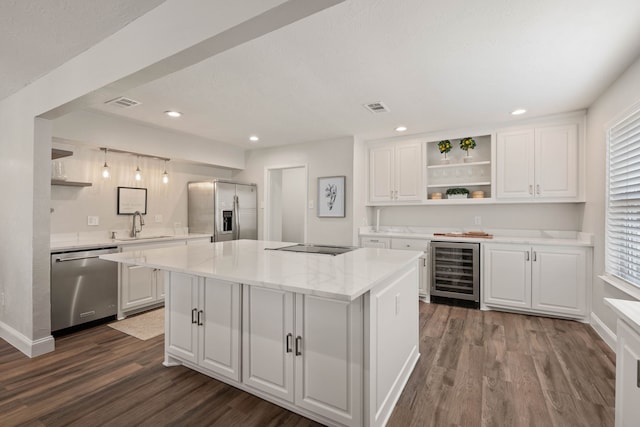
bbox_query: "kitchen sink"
[115,235,173,241]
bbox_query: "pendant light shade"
[135,156,142,181]
[162,160,169,184]
[101,148,110,178]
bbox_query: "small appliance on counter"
[188,180,257,241]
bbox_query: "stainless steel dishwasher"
[51,247,119,332]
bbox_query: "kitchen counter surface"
[605,298,640,336]
[100,239,422,301]
[360,226,594,247]
[51,233,212,252]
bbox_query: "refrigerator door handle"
[234,194,240,239]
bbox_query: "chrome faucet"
[130,211,145,238]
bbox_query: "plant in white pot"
[438,140,452,164]
[459,137,476,162]
[446,187,469,199]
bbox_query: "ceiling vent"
[363,101,390,113]
[104,96,142,108]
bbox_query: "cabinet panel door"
[531,246,586,316]
[395,142,422,201]
[121,264,156,310]
[360,237,390,248]
[535,125,578,198]
[616,321,640,426]
[166,272,198,363]
[199,278,241,381]
[483,244,531,309]
[155,269,165,300]
[496,130,535,199]
[369,145,394,202]
[295,294,362,427]
[242,286,294,402]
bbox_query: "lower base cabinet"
[615,320,640,426]
[242,285,362,427]
[483,243,588,319]
[165,272,241,382]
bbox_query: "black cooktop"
[267,244,357,256]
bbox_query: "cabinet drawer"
[361,237,390,248]
[391,238,429,251]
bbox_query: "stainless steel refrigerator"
[188,180,258,241]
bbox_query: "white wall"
[233,137,354,246]
[281,167,305,243]
[584,54,640,333]
[53,111,245,170]
[50,143,231,234]
[375,203,584,231]
[0,0,327,356]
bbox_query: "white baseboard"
[590,312,616,352]
[0,320,55,357]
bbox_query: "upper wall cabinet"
[369,141,423,203]
[496,124,579,201]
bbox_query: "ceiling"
[5,0,640,150]
[0,0,165,100]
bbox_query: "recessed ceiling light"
[249,136,259,142]
[395,126,408,132]
[165,111,182,118]
[511,109,527,115]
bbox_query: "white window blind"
[606,107,640,288]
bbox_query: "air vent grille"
[104,96,142,108]
[363,102,390,113]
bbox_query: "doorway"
[266,165,307,243]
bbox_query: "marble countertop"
[359,226,593,247]
[51,233,212,252]
[605,298,640,336]
[100,240,422,301]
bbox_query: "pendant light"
[135,156,142,181]
[101,148,110,178]
[162,160,169,184]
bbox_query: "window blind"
[606,107,640,288]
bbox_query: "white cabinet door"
[242,286,295,403]
[496,129,535,199]
[166,272,198,364]
[361,237,390,248]
[483,243,531,309]
[294,294,362,427]
[535,124,578,199]
[155,269,165,300]
[615,320,640,427]
[531,246,586,316]
[199,278,241,381]
[395,142,422,201]
[121,264,156,310]
[369,145,394,202]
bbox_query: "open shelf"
[428,181,491,188]
[51,180,92,187]
[51,148,73,159]
[427,160,490,170]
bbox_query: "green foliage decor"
[446,187,469,195]
[459,137,476,151]
[438,140,452,154]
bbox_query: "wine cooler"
[430,241,480,307]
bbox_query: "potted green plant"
[438,140,452,164]
[446,187,470,199]
[459,137,476,162]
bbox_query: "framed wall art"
[117,186,147,215]
[317,176,345,218]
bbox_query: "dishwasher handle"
[52,247,119,263]
[55,255,101,262]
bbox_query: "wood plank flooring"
[0,303,615,426]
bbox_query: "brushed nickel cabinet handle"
[529,185,533,195]
[525,251,530,261]
[191,308,197,324]
[533,251,537,262]
[197,310,204,326]
[286,333,293,353]
[637,360,639,388]
[295,336,302,356]
[536,184,541,194]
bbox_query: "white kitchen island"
[101,240,421,427]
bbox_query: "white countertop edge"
[100,246,422,302]
[51,233,212,252]
[359,228,593,247]
[604,297,640,336]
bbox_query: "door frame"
[264,164,308,243]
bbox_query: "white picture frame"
[317,176,345,218]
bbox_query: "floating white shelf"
[427,160,491,169]
[427,181,491,188]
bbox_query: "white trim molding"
[590,311,616,352]
[599,274,640,301]
[0,320,55,357]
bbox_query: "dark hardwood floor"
[0,303,615,426]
